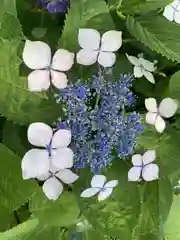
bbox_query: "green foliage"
[126,15,180,62]
[169,70,180,101]
[0,143,38,215]
[75,161,141,239]
[59,0,114,51]
[164,196,180,240]
[29,190,80,227]
[120,0,172,14]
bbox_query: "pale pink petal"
[159,98,178,118]
[56,169,79,184]
[128,167,142,182]
[51,148,74,170]
[80,188,100,198]
[42,177,63,200]
[142,164,159,181]
[28,70,50,92]
[27,122,52,147]
[51,49,74,71]
[91,175,106,188]
[21,149,50,179]
[142,150,156,165]
[78,29,100,50]
[98,52,116,67]
[22,40,51,69]
[76,49,98,65]
[51,70,68,89]
[100,30,122,52]
[98,188,113,201]
[51,129,71,149]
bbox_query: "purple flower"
[38,0,69,13]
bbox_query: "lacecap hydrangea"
[56,73,143,173]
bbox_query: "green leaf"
[29,190,80,227]
[75,161,141,239]
[169,70,180,101]
[120,0,172,14]
[164,196,180,240]
[0,39,60,125]
[0,0,17,20]
[126,15,180,62]
[0,144,38,214]
[59,0,114,51]
[3,120,27,157]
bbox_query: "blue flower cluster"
[38,0,69,13]
[56,73,143,173]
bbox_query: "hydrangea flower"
[128,150,159,182]
[38,0,69,13]
[76,29,122,67]
[145,98,178,133]
[163,0,180,24]
[22,40,74,92]
[126,54,156,84]
[57,74,143,173]
[81,175,118,201]
[21,123,79,200]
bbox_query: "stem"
[116,10,126,20]
[95,65,104,107]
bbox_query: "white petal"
[21,149,50,179]
[126,54,140,66]
[163,5,174,22]
[174,5,180,24]
[98,51,116,67]
[142,69,155,84]
[42,177,63,200]
[28,122,52,147]
[98,188,113,201]
[104,180,118,188]
[51,49,74,71]
[51,148,74,170]
[51,70,68,89]
[78,28,100,50]
[51,129,71,148]
[76,49,98,65]
[28,70,50,92]
[91,175,106,188]
[159,98,178,118]
[134,66,143,78]
[142,150,156,165]
[155,115,166,133]
[142,164,159,182]
[56,169,79,184]
[80,187,100,198]
[132,154,143,166]
[139,58,155,72]
[22,40,51,69]
[36,172,50,181]
[145,112,157,125]
[145,98,158,112]
[100,30,122,52]
[128,167,142,182]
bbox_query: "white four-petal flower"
[21,122,79,200]
[128,150,159,182]
[145,98,178,133]
[126,54,156,84]
[163,0,180,24]
[80,175,118,201]
[22,40,74,92]
[76,29,122,68]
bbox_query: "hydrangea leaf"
[0,144,38,215]
[126,15,180,62]
[29,190,80,227]
[164,196,180,240]
[169,70,180,101]
[0,218,64,240]
[59,0,114,51]
[0,0,17,19]
[120,0,172,14]
[0,39,60,125]
[132,176,172,239]
[74,161,141,239]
